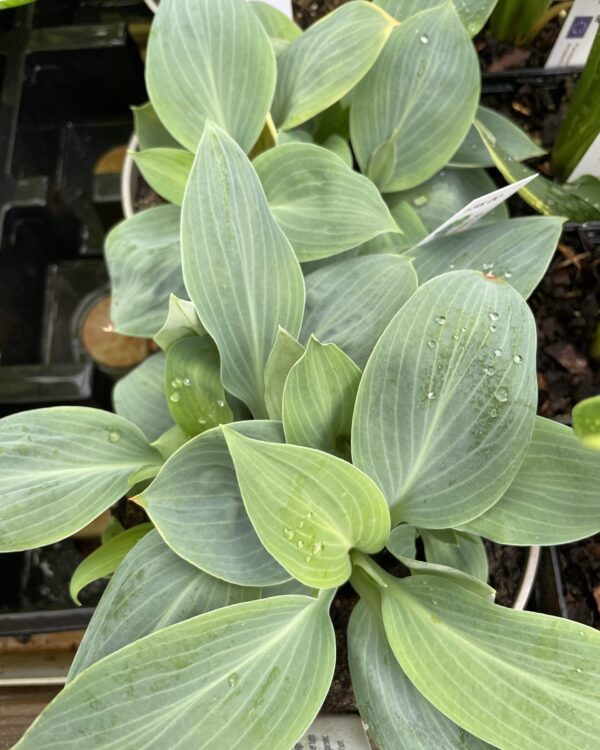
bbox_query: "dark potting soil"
[475,16,563,72]
[323,543,526,712]
[134,177,165,213]
[292,0,350,28]
[557,536,600,628]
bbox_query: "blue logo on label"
[567,16,593,38]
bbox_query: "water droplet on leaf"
[108,430,121,443]
[419,34,429,44]
[513,354,523,364]
[435,315,446,325]
[495,387,509,403]
[488,312,500,322]
[170,392,180,403]
[228,673,239,688]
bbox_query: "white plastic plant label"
[568,132,600,181]
[545,0,600,69]
[417,175,538,247]
[248,0,293,18]
[293,714,371,750]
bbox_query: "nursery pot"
[121,132,139,219]
[143,0,159,13]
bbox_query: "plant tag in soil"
[292,714,371,750]
[250,0,292,18]
[416,175,537,247]
[545,0,600,69]
[569,132,600,181]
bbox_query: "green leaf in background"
[106,205,186,338]
[421,529,488,582]
[69,523,152,605]
[131,148,193,205]
[132,102,181,151]
[224,429,391,588]
[165,337,233,438]
[0,0,35,8]
[475,121,600,222]
[139,421,290,587]
[573,395,600,451]
[390,168,509,232]
[382,575,600,750]
[355,199,429,256]
[350,4,480,192]
[181,123,305,418]
[254,142,399,262]
[323,134,353,167]
[283,337,361,458]
[113,352,174,442]
[464,417,600,544]
[272,1,396,131]
[0,408,162,551]
[489,0,552,43]
[151,424,188,461]
[375,0,497,36]
[249,0,301,56]
[408,216,563,298]
[264,328,305,421]
[69,530,258,679]
[154,294,205,352]
[451,105,545,168]
[352,271,537,528]
[18,595,335,750]
[348,601,493,750]
[301,254,418,369]
[146,0,276,153]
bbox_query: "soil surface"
[558,537,600,628]
[292,0,350,28]
[475,16,563,72]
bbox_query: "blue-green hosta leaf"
[0,408,162,551]
[382,575,600,750]
[464,417,600,545]
[350,4,480,192]
[272,1,397,130]
[409,217,563,298]
[18,595,335,750]
[573,395,600,450]
[375,0,497,36]
[352,271,537,528]
[106,205,185,338]
[390,168,508,233]
[146,0,276,153]
[450,105,545,168]
[68,530,259,679]
[421,529,488,582]
[355,199,429,256]
[264,327,305,421]
[139,421,289,587]
[182,123,305,418]
[348,602,493,750]
[165,337,233,438]
[254,142,399,262]
[131,148,193,205]
[301,254,418,369]
[69,523,152,605]
[283,337,361,458]
[154,294,205,352]
[224,429,391,588]
[386,524,418,559]
[113,352,174,442]
[133,102,180,151]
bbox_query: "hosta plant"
[4,1,600,748]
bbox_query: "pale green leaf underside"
[375,0,496,36]
[464,417,600,545]
[352,270,537,528]
[133,102,181,151]
[451,105,545,168]
[254,142,399,261]
[422,528,489,583]
[113,352,174,442]
[154,294,205,352]
[272,1,395,131]
[18,596,335,750]
[573,395,600,451]
[140,421,289,587]
[389,168,508,233]
[68,530,259,679]
[348,602,492,750]
[351,4,480,192]
[383,575,600,750]
[0,408,162,551]
[146,0,276,153]
[409,217,563,298]
[301,254,418,369]
[283,337,361,458]
[106,205,186,338]
[264,327,305,421]
[182,123,305,418]
[69,524,152,605]
[132,148,193,206]
[225,429,391,588]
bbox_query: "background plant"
[2,1,600,748]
